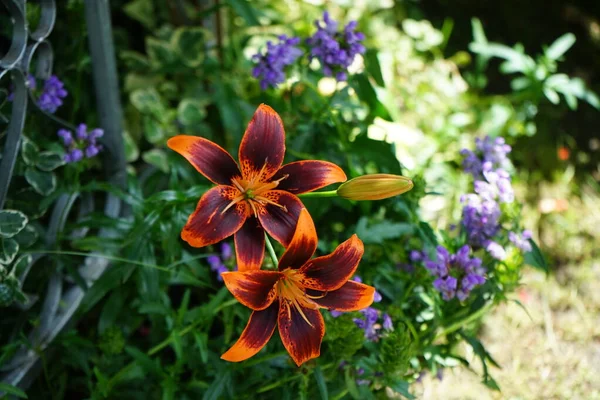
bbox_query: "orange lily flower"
[167,104,347,271]
[220,209,375,366]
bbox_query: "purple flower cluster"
[424,245,486,301]
[460,136,518,259]
[207,242,236,281]
[330,276,392,341]
[306,12,366,81]
[252,35,303,90]
[38,76,68,113]
[58,124,103,163]
[10,74,67,113]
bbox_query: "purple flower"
[306,12,366,81]
[509,230,533,252]
[330,310,344,318]
[352,275,362,283]
[66,148,83,163]
[461,194,501,248]
[252,35,303,90]
[409,250,424,262]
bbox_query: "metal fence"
[0,0,126,391]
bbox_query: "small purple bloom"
[85,145,100,158]
[221,242,233,260]
[486,241,506,260]
[352,275,362,283]
[509,230,533,252]
[57,129,73,146]
[207,255,222,269]
[69,148,83,163]
[433,276,457,300]
[330,310,344,317]
[373,291,382,303]
[409,250,424,262]
[382,313,393,331]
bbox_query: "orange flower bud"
[336,174,414,200]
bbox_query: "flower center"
[221,161,289,217]
[276,269,324,327]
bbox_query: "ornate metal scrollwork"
[0,0,126,392]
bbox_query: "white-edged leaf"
[36,151,65,171]
[0,237,19,265]
[25,167,56,196]
[0,210,28,239]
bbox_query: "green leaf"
[0,382,28,398]
[543,88,560,104]
[177,98,207,126]
[364,49,385,87]
[123,131,140,162]
[314,366,329,400]
[203,370,231,400]
[125,346,163,378]
[351,74,392,121]
[36,151,65,171]
[344,368,361,399]
[546,33,576,60]
[123,0,155,30]
[99,290,126,333]
[225,0,259,26]
[355,218,414,244]
[143,116,165,144]
[11,254,32,276]
[388,380,415,399]
[21,136,39,166]
[0,237,19,265]
[171,27,209,67]
[146,37,178,67]
[524,239,548,273]
[24,167,56,195]
[142,149,170,173]
[0,209,28,238]
[130,87,165,116]
[120,50,151,70]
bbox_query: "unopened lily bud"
[336,174,414,200]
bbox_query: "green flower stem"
[297,190,338,198]
[264,233,279,266]
[434,301,493,340]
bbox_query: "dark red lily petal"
[308,281,375,311]
[238,104,285,182]
[278,301,325,366]
[167,135,241,185]
[221,301,279,362]
[298,234,364,291]
[278,209,317,271]
[221,270,282,310]
[235,218,265,271]
[181,185,248,247]
[257,190,304,247]
[272,161,347,194]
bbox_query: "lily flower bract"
[220,209,375,366]
[168,104,347,271]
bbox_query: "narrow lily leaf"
[0,383,28,398]
[314,365,329,400]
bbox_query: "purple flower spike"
[69,148,83,163]
[85,145,100,158]
[373,291,382,302]
[252,35,303,90]
[57,129,73,146]
[307,12,366,81]
[509,230,533,252]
